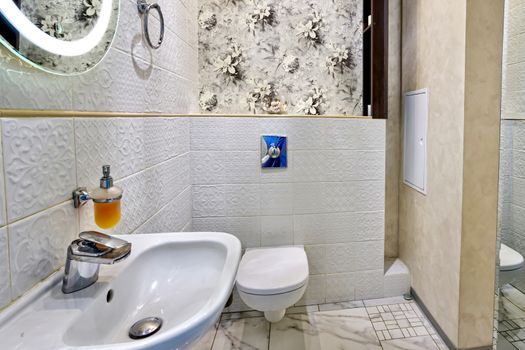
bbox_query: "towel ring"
[137,0,164,49]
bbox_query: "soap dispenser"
[73,165,123,230]
[90,165,123,229]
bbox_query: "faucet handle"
[79,231,130,249]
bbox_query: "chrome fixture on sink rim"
[62,231,132,294]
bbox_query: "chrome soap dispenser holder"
[73,165,123,208]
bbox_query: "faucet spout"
[62,231,131,294]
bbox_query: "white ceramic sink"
[0,232,241,350]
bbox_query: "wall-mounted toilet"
[236,246,309,323]
[499,243,525,287]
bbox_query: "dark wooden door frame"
[364,0,388,119]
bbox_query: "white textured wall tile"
[134,187,192,234]
[324,270,384,302]
[0,48,73,110]
[353,270,385,300]
[2,119,76,222]
[325,273,356,303]
[113,0,148,56]
[192,151,259,184]
[0,227,11,308]
[259,183,293,215]
[72,49,147,112]
[191,118,386,303]
[296,274,326,306]
[8,202,77,298]
[260,216,293,246]
[75,118,146,187]
[293,150,385,182]
[294,211,384,244]
[192,216,261,248]
[182,221,192,232]
[191,118,260,151]
[145,68,196,114]
[192,184,260,217]
[0,131,6,227]
[259,119,386,150]
[293,181,385,214]
[304,245,327,275]
[324,241,384,273]
[75,118,190,188]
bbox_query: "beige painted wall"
[399,0,503,348]
[458,1,503,347]
[400,0,466,343]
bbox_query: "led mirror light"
[0,0,112,56]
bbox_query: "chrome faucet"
[62,231,132,294]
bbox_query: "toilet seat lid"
[500,243,524,271]
[237,246,309,295]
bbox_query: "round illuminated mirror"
[0,0,119,75]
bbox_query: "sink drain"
[129,317,163,339]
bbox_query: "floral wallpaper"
[198,0,363,115]
[14,0,118,74]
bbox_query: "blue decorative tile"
[261,135,287,168]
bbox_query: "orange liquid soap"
[94,201,121,229]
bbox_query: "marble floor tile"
[269,308,381,350]
[212,317,269,350]
[269,313,319,350]
[287,304,320,314]
[513,340,525,350]
[364,296,410,306]
[381,335,439,350]
[430,334,449,350]
[496,335,516,350]
[221,311,264,321]
[314,308,382,349]
[500,297,525,321]
[190,326,218,350]
[503,285,525,312]
[318,300,364,311]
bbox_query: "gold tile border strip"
[0,109,373,119]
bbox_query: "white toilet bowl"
[236,246,309,323]
[499,243,525,287]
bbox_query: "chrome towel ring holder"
[137,0,164,49]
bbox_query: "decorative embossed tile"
[0,227,11,308]
[294,211,384,244]
[192,216,261,249]
[0,49,73,110]
[0,131,6,226]
[293,150,385,182]
[75,118,190,188]
[72,48,147,113]
[191,151,259,185]
[8,202,77,298]
[2,118,76,222]
[292,181,384,215]
[192,184,260,218]
[134,187,192,234]
[260,215,293,246]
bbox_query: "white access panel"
[403,89,428,194]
